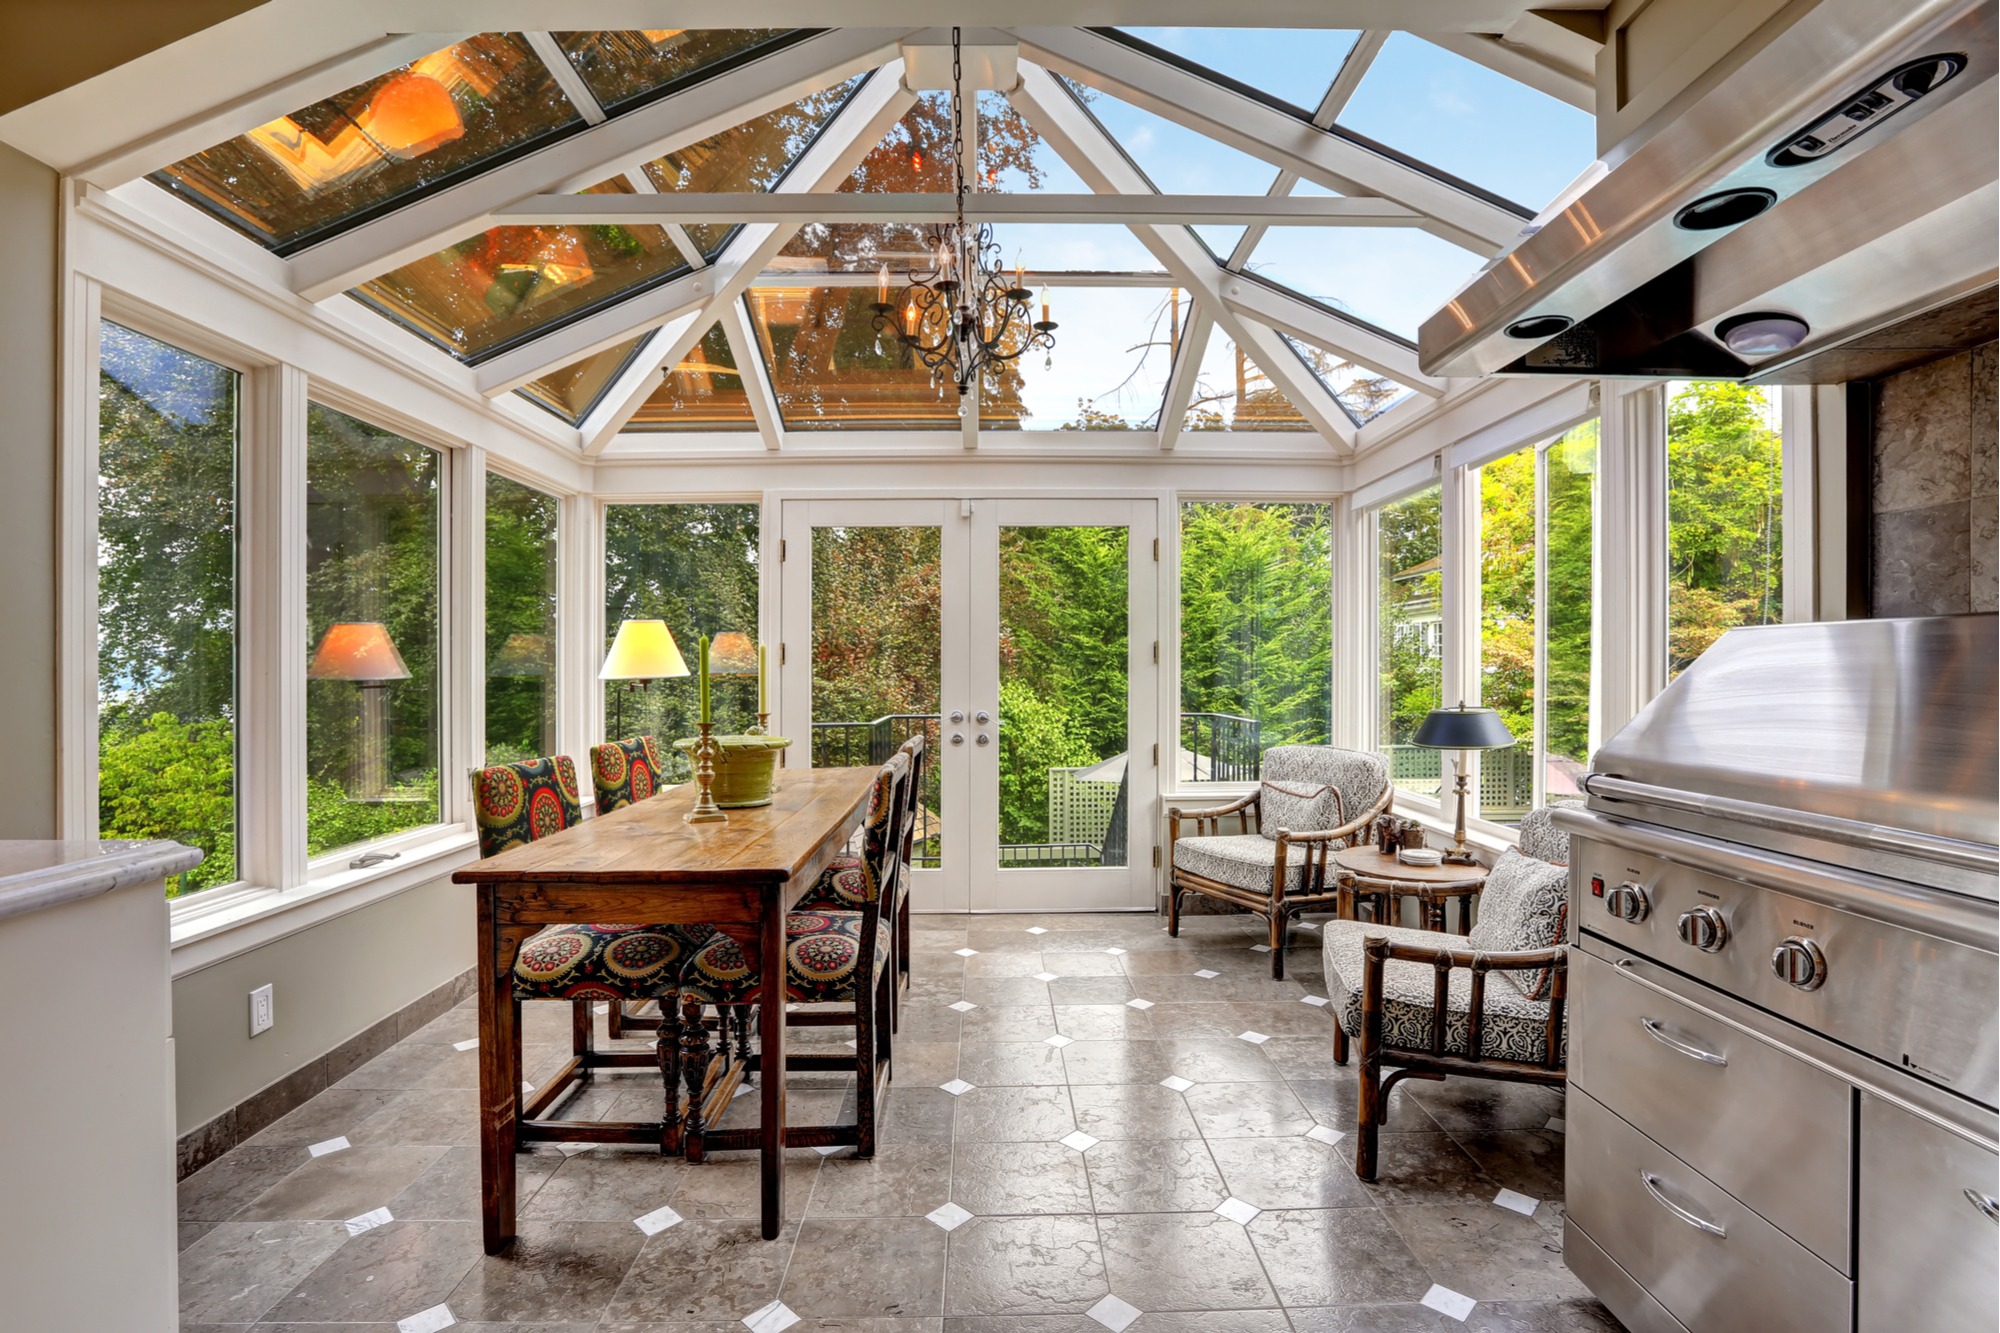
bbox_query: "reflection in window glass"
[1116,28,1361,111]
[486,475,559,764]
[982,287,1177,430]
[1477,445,1537,826]
[1180,503,1331,784]
[517,335,645,424]
[603,503,760,776]
[780,92,951,276]
[1668,382,1782,677]
[554,29,795,113]
[1545,425,1597,801]
[1378,486,1443,799]
[1244,228,1483,340]
[1183,325,1309,431]
[352,219,689,363]
[97,324,239,896]
[306,406,441,855]
[154,35,581,253]
[747,286,960,430]
[1338,33,1595,212]
[628,322,758,431]
[1280,333,1415,426]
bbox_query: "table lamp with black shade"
[1413,702,1516,865]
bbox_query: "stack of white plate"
[1397,847,1444,867]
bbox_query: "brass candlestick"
[684,722,728,824]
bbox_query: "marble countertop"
[0,840,205,923]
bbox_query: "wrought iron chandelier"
[869,27,1056,412]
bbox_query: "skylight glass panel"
[1281,333,1416,426]
[553,30,797,113]
[643,78,862,258]
[977,92,1166,275]
[779,92,951,275]
[627,322,757,431]
[1337,33,1596,212]
[1115,28,1361,112]
[981,287,1177,431]
[1062,77,1279,198]
[747,286,961,430]
[153,34,582,254]
[1183,324,1309,432]
[1242,227,1483,339]
[516,335,645,423]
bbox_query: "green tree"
[484,475,559,763]
[1667,381,1782,674]
[98,714,235,896]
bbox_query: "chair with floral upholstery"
[473,755,696,1149]
[1167,745,1393,978]
[1323,803,1572,1180]
[588,736,674,1039]
[673,750,909,1161]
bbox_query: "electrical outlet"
[249,984,275,1037]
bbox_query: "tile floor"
[177,911,1622,1332]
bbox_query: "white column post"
[445,448,486,825]
[558,494,607,784]
[1439,454,1483,817]
[1597,379,1668,740]
[1328,494,1374,751]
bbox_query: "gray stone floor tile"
[1096,1211,1279,1309]
[233,1143,448,1222]
[445,1218,648,1322]
[952,1140,1094,1216]
[784,1216,949,1315]
[944,1214,1108,1315]
[255,1217,483,1324]
[177,1219,349,1323]
[603,1219,797,1321]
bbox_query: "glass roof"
[746,286,962,430]
[1338,33,1596,212]
[517,334,644,423]
[1113,28,1363,113]
[1183,325,1309,432]
[977,92,1166,274]
[1281,333,1415,426]
[552,30,796,113]
[628,322,757,431]
[779,92,952,275]
[1061,76,1283,199]
[982,286,1179,431]
[1241,227,1483,340]
[154,34,581,254]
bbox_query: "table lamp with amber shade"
[599,618,689,737]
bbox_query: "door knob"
[976,733,991,746]
[949,711,965,724]
[975,710,992,724]
[950,732,965,746]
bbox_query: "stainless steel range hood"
[1419,0,1999,382]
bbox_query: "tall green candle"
[756,642,768,714]
[698,633,712,725]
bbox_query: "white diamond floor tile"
[1249,943,1272,953]
[1087,1294,1142,1332]
[1421,1285,1478,1321]
[745,1300,802,1333]
[451,1038,479,1051]
[1546,1116,1567,1133]
[1306,1124,1346,1146]
[1301,994,1330,1007]
[1194,969,1220,979]
[1033,972,1060,982]
[927,1201,974,1231]
[1214,1196,1261,1225]
[308,1136,350,1157]
[939,1079,975,1096]
[1296,921,1320,930]
[948,1000,978,1013]
[634,1204,683,1235]
[1025,926,1049,935]
[1236,1030,1271,1045]
[1160,1075,1195,1092]
[1104,947,1128,956]
[955,948,979,957]
[1494,1188,1539,1216]
[1060,1131,1100,1152]
[344,1206,393,1236]
[1126,998,1154,1010]
[397,1305,456,1333]
[1044,1034,1075,1048]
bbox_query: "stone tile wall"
[1871,341,1998,615]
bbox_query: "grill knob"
[1606,882,1651,922]
[1771,936,1828,990]
[1675,906,1729,953]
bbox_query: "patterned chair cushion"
[591,736,666,814]
[1262,746,1389,832]
[1516,805,1572,866]
[1173,834,1312,895]
[1467,849,1569,1000]
[1258,780,1338,839]
[513,923,692,1001]
[474,756,582,858]
[795,853,868,910]
[679,910,891,1005]
[1322,919,1564,1065]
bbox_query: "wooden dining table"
[453,765,877,1249]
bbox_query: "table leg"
[757,902,788,1239]
[477,892,534,1255]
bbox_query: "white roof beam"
[287,28,911,302]
[577,322,681,453]
[720,297,788,451]
[523,32,609,125]
[1156,300,1216,452]
[1006,62,1354,452]
[1014,26,1527,256]
[1222,277,1447,397]
[492,192,1421,226]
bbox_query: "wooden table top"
[1333,845,1491,886]
[452,766,876,887]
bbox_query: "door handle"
[975,710,992,724]
[950,732,965,746]
[1639,1172,1728,1238]
[949,711,965,724]
[1967,1188,2000,1223]
[976,733,991,746]
[1640,1018,1728,1067]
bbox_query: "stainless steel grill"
[1553,615,1999,1333]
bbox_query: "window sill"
[169,826,479,978]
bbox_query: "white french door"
[777,496,1158,913]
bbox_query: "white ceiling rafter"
[1226,28,1389,270]
[1012,26,1527,257]
[1156,300,1217,452]
[285,27,913,302]
[1005,62,1356,452]
[523,32,609,124]
[1425,29,1595,112]
[1222,277,1445,397]
[490,192,1422,226]
[576,314,689,452]
[579,63,922,454]
[718,296,788,451]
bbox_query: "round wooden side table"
[1332,846,1490,934]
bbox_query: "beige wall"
[1870,343,1998,616]
[0,143,59,840]
[0,1,267,116]
[172,874,474,1132]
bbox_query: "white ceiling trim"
[1155,302,1218,452]
[491,191,1422,226]
[1221,277,1446,397]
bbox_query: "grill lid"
[1587,615,1998,895]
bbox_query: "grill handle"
[1640,1171,1729,1238]
[1967,1188,2000,1223]
[1641,1017,1728,1067]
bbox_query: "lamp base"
[1441,847,1481,867]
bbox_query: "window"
[1377,485,1443,799]
[627,322,758,432]
[1179,502,1331,782]
[305,406,442,856]
[1280,332,1416,427]
[553,30,797,114]
[517,336,645,424]
[96,324,239,897]
[602,504,761,776]
[1183,327,1311,432]
[1474,420,1596,825]
[486,475,560,763]
[1667,381,1783,678]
